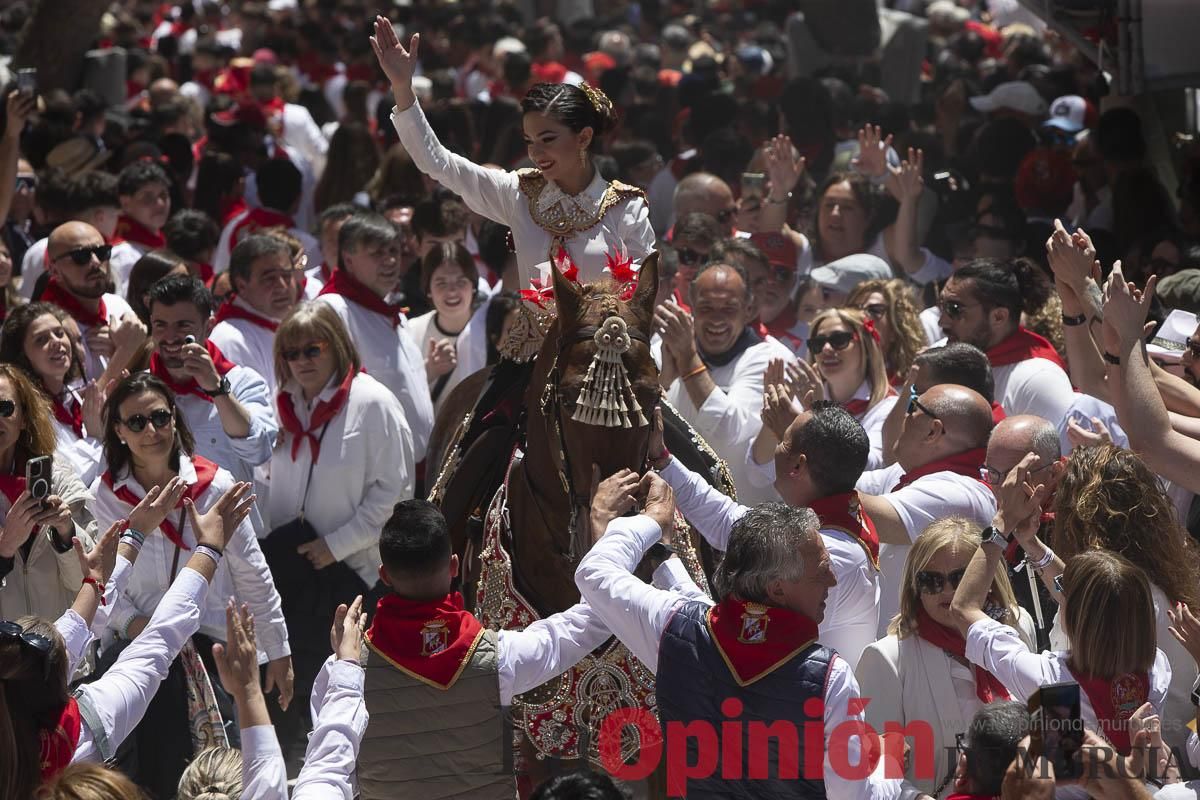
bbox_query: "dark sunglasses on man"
[938,298,977,320]
[52,244,112,266]
[907,385,940,419]
[807,330,857,354]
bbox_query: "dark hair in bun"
[521,83,617,147]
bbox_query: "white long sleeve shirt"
[71,566,210,763]
[266,372,414,585]
[661,456,880,670]
[494,600,614,706]
[665,335,799,506]
[169,362,279,484]
[314,294,434,461]
[390,100,654,287]
[575,514,906,800]
[91,454,290,661]
[212,210,322,273]
[209,297,283,399]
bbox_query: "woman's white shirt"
[391,100,654,286]
[405,301,491,416]
[267,372,414,586]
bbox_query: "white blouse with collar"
[391,101,655,288]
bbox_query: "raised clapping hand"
[852,125,892,178]
[127,476,189,535]
[77,520,122,585]
[992,452,1049,543]
[370,16,419,101]
[885,147,924,203]
[653,301,697,362]
[1045,219,1101,296]
[213,600,261,700]
[789,358,826,405]
[331,594,367,663]
[762,134,805,198]
[1065,415,1113,449]
[1101,261,1157,354]
[185,480,255,553]
[761,383,797,441]
[1167,601,1200,667]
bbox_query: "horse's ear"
[552,259,582,323]
[631,251,659,320]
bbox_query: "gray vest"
[358,628,512,800]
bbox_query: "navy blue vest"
[657,600,831,799]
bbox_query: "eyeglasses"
[0,399,14,418]
[980,460,1054,486]
[907,385,940,419]
[0,619,53,679]
[51,244,112,266]
[861,303,887,320]
[807,330,857,353]
[939,298,978,320]
[121,408,174,433]
[915,567,966,595]
[282,341,330,362]
[677,247,707,267]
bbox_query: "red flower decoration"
[605,251,638,301]
[554,246,579,284]
[862,318,882,345]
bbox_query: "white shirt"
[575,514,907,800]
[91,454,290,661]
[267,372,414,586]
[405,302,491,417]
[661,457,880,670]
[992,357,1075,425]
[391,100,654,287]
[49,383,104,488]
[857,463,997,636]
[45,292,135,383]
[19,239,140,300]
[282,102,329,177]
[209,296,282,398]
[72,566,211,763]
[315,293,434,462]
[918,305,942,350]
[665,335,799,506]
[849,381,899,470]
[167,361,279,484]
[494,600,614,705]
[212,207,322,273]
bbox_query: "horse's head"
[528,253,662,506]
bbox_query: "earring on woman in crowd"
[579,148,588,167]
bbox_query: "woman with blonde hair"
[847,278,929,384]
[856,517,1034,796]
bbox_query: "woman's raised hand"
[370,16,419,108]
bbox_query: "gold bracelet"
[681,363,709,382]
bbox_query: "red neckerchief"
[755,312,804,352]
[706,596,819,686]
[101,456,218,550]
[319,268,404,328]
[843,385,896,419]
[148,340,236,403]
[810,491,879,569]
[39,697,81,782]
[1070,669,1150,755]
[229,207,295,251]
[0,471,27,505]
[111,215,165,250]
[318,262,333,283]
[51,391,84,438]
[41,278,108,329]
[762,301,799,340]
[366,591,485,689]
[917,608,1011,704]
[276,368,354,462]
[213,296,279,332]
[986,327,1066,370]
[530,60,569,84]
[892,447,989,492]
[219,196,248,227]
[991,401,1007,424]
[195,262,214,284]
[670,287,692,314]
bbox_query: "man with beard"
[146,274,278,484]
[42,221,145,383]
[937,258,1073,424]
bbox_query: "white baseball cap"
[1147,309,1199,365]
[810,254,893,296]
[1044,95,1088,133]
[969,81,1048,117]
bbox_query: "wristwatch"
[204,375,232,397]
[1191,673,1200,707]
[980,525,1012,550]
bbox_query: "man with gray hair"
[577,474,914,799]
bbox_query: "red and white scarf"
[111,215,165,250]
[229,207,295,251]
[276,368,355,462]
[366,591,485,689]
[41,278,107,329]
[810,491,880,569]
[917,608,1011,704]
[213,296,280,332]
[318,269,405,328]
[892,448,989,492]
[986,327,1065,369]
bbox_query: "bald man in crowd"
[855,384,998,633]
[42,222,146,383]
[672,172,736,236]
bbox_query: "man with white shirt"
[42,222,145,383]
[358,499,611,800]
[250,63,329,176]
[657,261,798,504]
[146,275,278,483]
[857,384,997,635]
[938,259,1073,424]
[210,235,302,397]
[576,477,913,799]
[649,401,882,669]
[213,159,321,272]
[316,212,434,461]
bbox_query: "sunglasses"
[861,303,887,320]
[938,298,978,320]
[677,247,707,267]
[907,385,940,419]
[121,408,173,433]
[0,399,14,418]
[282,341,330,362]
[807,330,857,354]
[915,567,966,595]
[0,619,53,679]
[52,244,112,266]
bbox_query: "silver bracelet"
[1028,546,1055,571]
[194,544,223,565]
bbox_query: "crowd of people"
[0,0,1199,798]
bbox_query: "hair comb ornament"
[578,82,613,118]
[572,316,648,428]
